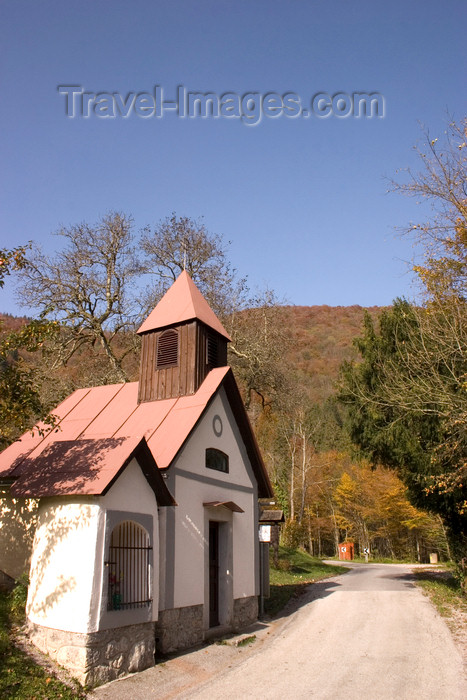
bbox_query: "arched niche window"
[156,328,178,369]
[107,520,152,611]
[206,448,229,474]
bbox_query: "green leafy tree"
[0,246,29,287]
[338,301,466,547]
[0,247,57,446]
[339,118,467,558]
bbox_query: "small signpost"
[258,507,284,618]
[259,524,271,543]
[258,525,271,618]
[363,547,370,563]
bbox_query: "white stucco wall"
[101,458,159,515]
[27,498,102,633]
[100,458,161,628]
[163,387,259,624]
[0,489,38,581]
[27,458,161,634]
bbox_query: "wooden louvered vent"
[207,333,218,367]
[156,329,178,369]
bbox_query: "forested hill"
[0,313,30,332]
[281,305,383,401]
[0,305,383,399]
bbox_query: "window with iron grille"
[206,448,229,473]
[156,329,178,369]
[107,521,152,611]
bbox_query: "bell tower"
[137,272,231,402]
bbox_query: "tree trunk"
[98,331,128,382]
[289,449,295,522]
[298,428,307,523]
[328,499,340,556]
[437,515,452,561]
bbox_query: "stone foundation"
[28,620,156,687]
[27,599,259,686]
[232,596,258,630]
[155,598,258,653]
[155,604,204,653]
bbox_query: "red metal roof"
[0,367,272,498]
[0,367,272,499]
[11,436,175,503]
[0,387,91,477]
[137,270,232,340]
[0,369,226,481]
[12,436,143,496]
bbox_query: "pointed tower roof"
[137,270,232,341]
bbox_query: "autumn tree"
[17,213,141,383]
[303,450,349,557]
[339,118,467,559]
[0,246,29,287]
[391,118,467,503]
[141,213,248,319]
[227,289,290,412]
[334,462,447,561]
[265,386,347,553]
[392,117,467,302]
[15,211,289,413]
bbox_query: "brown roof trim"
[102,437,176,506]
[221,370,274,499]
[203,501,244,513]
[259,509,285,523]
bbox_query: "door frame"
[205,514,233,630]
[209,521,220,627]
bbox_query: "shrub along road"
[91,563,467,700]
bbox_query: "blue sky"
[1,0,466,314]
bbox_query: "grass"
[265,547,347,616]
[414,569,467,618]
[353,556,415,564]
[0,588,85,700]
[236,635,256,647]
[327,555,420,564]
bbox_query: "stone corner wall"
[0,569,16,592]
[28,620,156,687]
[155,604,204,653]
[232,595,258,631]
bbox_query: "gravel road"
[90,563,467,700]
